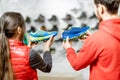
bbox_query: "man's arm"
[66,37,101,71]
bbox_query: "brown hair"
[0,12,25,80]
[94,0,120,14]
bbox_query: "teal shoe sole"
[30,31,57,42]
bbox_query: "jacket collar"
[99,18,120,40]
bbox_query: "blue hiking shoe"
[62,26,90,40]
[30,30,58,42]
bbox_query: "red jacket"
[66,18,120,80]
[9,40,38,80]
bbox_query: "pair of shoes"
[61,26,90,40]
[29,30,58,42]
[29,26,89,42]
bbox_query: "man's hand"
[79,31,91,40]
[62,37,72,49]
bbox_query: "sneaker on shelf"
[30,30,58,42]
[62,26,90,40]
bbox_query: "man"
[63,0,120,80]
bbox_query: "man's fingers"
[86,31,91,36]
[66,36,69,42]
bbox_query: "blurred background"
[0,0,120,80]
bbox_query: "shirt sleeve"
[66,37,102,71]
[29,49,52,72]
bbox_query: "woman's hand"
[29,41,38,49]
[62,37,72,49]
[44,36,54,51]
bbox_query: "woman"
[0,12,53,80]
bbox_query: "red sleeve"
[66,37,102,71]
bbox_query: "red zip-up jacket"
[66,18,120,80]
